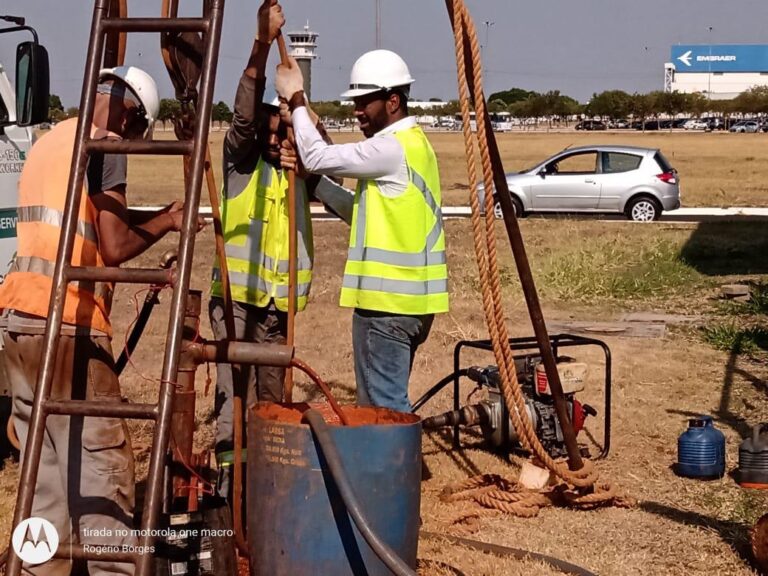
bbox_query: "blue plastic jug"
[676,415,725,479]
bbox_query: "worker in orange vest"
[0,67,203,576]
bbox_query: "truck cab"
[0,62,37,280]
[0,15,49,461]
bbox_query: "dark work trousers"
[208,297,286,500]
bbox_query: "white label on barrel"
[263,425,308,468]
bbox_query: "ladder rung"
[101,17,209,34]
[45,400,158,420]
[67,266,173,286]
[86,139,193,156]
[55,544,137,564]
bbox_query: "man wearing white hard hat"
[276,49,449,413]
[0,65,202,575]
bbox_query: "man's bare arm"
[91,186,202,266]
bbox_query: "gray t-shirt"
[87,148,128,195]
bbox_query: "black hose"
[304,409,418,576]
[412,369,470,413]
[420,531,598,576]
[115,287,161,375]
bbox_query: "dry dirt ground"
[1,132,767,575]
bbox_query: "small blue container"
[676,415,726,479]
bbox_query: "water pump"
[422,356,597,458]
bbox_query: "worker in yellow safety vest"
[275,49,449,413]
[0,66,204,576]
[210,0,337,499]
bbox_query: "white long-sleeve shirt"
[293,107,416,200]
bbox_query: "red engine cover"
[571,400,586,435]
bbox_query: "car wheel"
[493,196,524,219]
[626,196,661,222]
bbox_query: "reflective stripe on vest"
[340,125,449,315]
[11,256,112,301]
[18,205,98,244]
[211,158,313,311]
[216,449,248,467]
[212,267,311,299]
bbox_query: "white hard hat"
[99,65,160,126]
[341,49,415,99]
[263,85,280,110]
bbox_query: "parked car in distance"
[477,145,681,222]
[730,120,760,133]
[575,120,607,131]
[684,119,708,130]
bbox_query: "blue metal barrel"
[676,415,725,479]
[247,403,422,576]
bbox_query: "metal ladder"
[5,0,225,574]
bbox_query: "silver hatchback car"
[479,145,681,221]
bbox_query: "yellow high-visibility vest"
[211,157,313,311]
[340,125,449,315]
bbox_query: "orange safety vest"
[0,118,113,335]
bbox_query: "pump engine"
[422,356,597,458]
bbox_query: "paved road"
[138,205,768,223]
[309,205,768,223]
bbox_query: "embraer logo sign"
[698,55,736,62]
[678,49,737,67]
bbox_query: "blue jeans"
[352,309,434,413]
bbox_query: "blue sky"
[2,1,768,106]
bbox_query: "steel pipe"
[185,341,295,367]
[86,139,193,155]
[67,265,173,285]
[44,400,157,419]
[101,17,209,33]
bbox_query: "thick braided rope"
[451,0,599,489]
[451,0,534,463]
[474,492,549,517]
[454,3,540,459]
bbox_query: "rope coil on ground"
[442,472,635,519]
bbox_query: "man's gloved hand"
[275,57,305,101]
[257,0,284,44]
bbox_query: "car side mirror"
[15,40,49,127]
[537,168,547,178]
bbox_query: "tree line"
[47,85,768,126]
[48,96,235,128]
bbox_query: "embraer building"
[665,45,768,99]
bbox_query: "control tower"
[287,23,318,100]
